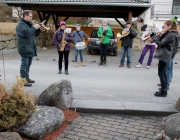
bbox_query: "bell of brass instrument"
[100,30,104,43]
[60,33,67,51]
[32,20,50,32]
[117,28,130,40]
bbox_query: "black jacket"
[151,30,177,62]
[121,28,137,47]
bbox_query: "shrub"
[0,76,36,131]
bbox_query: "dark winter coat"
[16,18,41,57]
[151,30,177,63]
[53,29,73,51]
[121,28,137,47]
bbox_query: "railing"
[151,2,180,19]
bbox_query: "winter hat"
[171,16,178,22]
[126,21,131,25]
[60,21,66,26]
[76,24,80,28]
[102,19,108,24]
[148,23,153,27]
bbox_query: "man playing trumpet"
[135,23,159,69]
[16,10,41,87]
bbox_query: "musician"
[135,23,159,69]
[16,10,41,87]
[72,24,88,67]
[53,21,73,75]
[119,21,137,68]
[97,20,113,67]
[150,19,178,97]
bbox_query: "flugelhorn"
[32,20,50,32]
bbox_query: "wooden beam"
[128,11,132,22]
[37,11,43,22]
[63,16,69,21]
[114,18,125,28]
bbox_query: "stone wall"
[0,34,16,49]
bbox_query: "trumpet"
[32,20,50,32]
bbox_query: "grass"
[0,22,17,35]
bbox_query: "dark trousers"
[100,43,108,61]
[20,57,33,80]
[58,50,70,70]
[158,60,167,90]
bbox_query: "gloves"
[150,32,155,37]
[102,30,108,36]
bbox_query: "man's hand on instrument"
[34,24,41,29]
[102,30,108,36]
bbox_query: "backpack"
[172,34,180,58]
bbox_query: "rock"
[153,130,170,140]
[0,132,22,140]
[176,97,180,110]
[162,113,180,139]
[18,106,64,140]
[6,39,16,49]
[0,34,15,41]
[36,80,73,110]
[0,42,6,49]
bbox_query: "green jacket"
[97,26,113,44]
[16,18,41,57]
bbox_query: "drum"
[75,41,86,50]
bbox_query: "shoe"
[159,87,169,90]
[81,62,86,66]
[157,83,161,86]
[24,82,32,87]
[58,69,62,74]
[119,65,124,67]
[74,62,78,67]
[154,90,167,97]
[127,66,131,68]
[27,79,35,83]
[135,63,142,68]
[103,61,107,67]
[147,66,150,69]
[98,61,103,66]
[65,70,69,75]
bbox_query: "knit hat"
[60,21,66,26]
[148,23,153,27]
[76,24,80,28]
[126,21,131,25]
[102,19,108,24]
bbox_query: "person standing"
[53,21,73,75]
[16,10,41,87]
[135,23,159,69]
[119,21,137,68]
[97,20,113,67]
[151,19,178,97]
[72,24,88,67]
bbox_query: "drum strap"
[76,31,83,41]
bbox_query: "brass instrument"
[60,33,67,51]
[32,20,50,32]
[100,30,104,43]
[117,28,130,40]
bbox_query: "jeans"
[158,60,167,90]
[74,47,83,62]
[20,57,33,80]
[138,45,156,66]
[100,43,108,61]
[120,46,132,66]
[58,50,70,70]
[166,58,173,88]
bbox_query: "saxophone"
[60,33,67,51]
[100,30,104,43]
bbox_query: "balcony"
[151,2,180,19]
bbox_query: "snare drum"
[75,41,86,50]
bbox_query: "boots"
[98,61,103,66]
[24,82,32,87]
[65,70,69,75]
[58,69,62,74]
[154,90,167,97]
[81,62,86,66]
[74,62,78,67]
[103,61,107,67]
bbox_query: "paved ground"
[57,113,163,140]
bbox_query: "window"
[172,0,180,15]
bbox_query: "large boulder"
[162,113,180,139]
[6,39,16,49]
[176,97,180,111]
[0,132,22,140]
[36,79,73,110]
[18,106,64,140]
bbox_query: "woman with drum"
[72,24,88,67]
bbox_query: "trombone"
[32,20,50,32]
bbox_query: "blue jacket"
[16,18,41,57]
[72,30,88,43]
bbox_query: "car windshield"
[90,30,115,39]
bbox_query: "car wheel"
[87,50,91,55]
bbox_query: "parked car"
[87,29,118,56]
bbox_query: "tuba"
[32,20,50,32]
